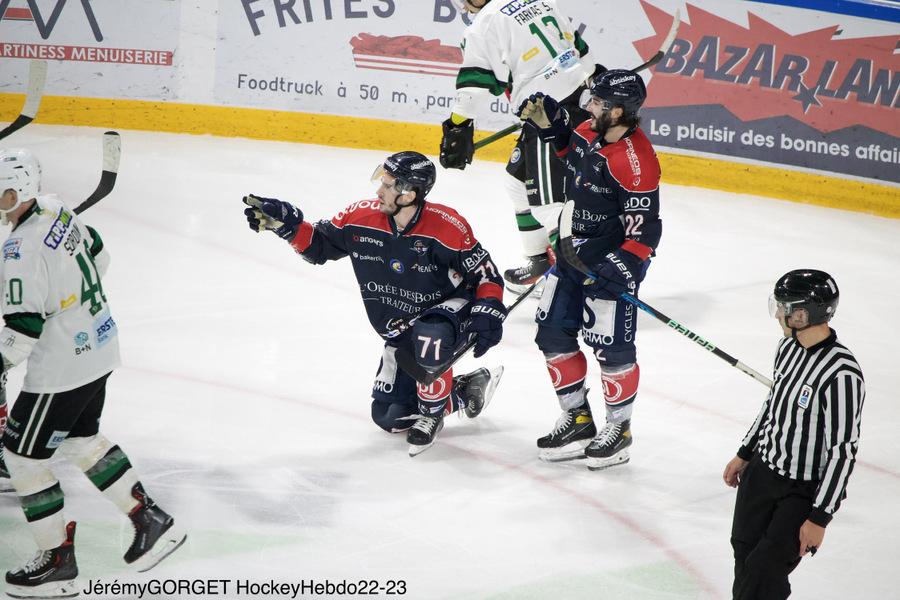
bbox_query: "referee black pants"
[731,456,818,600]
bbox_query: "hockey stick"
[74,131,121,215]
[0,60,48,142]
[395,281,539,385]
[471,9,683,151]
[557,201,773,388]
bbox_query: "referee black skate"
[723,269,865,600]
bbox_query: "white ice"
[1,126,898,600]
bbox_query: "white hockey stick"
[0,60,48,142]
[74,131,121,215]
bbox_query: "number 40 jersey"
[1,195,120,393]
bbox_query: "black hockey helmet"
[590,69,647,116]
[769,269,839,326]
[376,151,437,200]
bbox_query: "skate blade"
[538,440,590,462]
[0,480,15,493]
[131,526,187,573]
[467,365,504,419]
[586,450,631,471]
[6,580,79,599]
[408,442,434,457]
[505,280,544,297]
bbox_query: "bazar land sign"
[635,1,899,183]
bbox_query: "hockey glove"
[517,93,570,147]
[465,298,507,358]
[439,118,475,170]
[243,195,304,241]
[586,250,643,297]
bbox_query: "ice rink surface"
[1,126,898,599]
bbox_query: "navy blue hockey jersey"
[556,121,662,268]
[289,199,504,338]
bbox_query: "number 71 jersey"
[1,195,120,393]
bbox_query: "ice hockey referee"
[723,269,865,600]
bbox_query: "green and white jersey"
[452,0,597,119]
[1,195,120,393]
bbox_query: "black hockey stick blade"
[631,8,681,73]
[74,131,121,215]
[0,59,48,142]
[396,280,540,385]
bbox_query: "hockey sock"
[61,435,141,514]
[417,369,457,416]
[601,363,640,423]
[4,450,66,549]
[515,211,550,256]
[546,351,588,410]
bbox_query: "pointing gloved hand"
[243,195,304,241]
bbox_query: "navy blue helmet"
[382,151,437,200]
[590,69,647,116]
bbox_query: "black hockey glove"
[243,195,304,241]
[439,118,475,170]
[465,298,507,358]
[585,250,643,297]
[517,93,570,146]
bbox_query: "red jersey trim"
[290,222,315,253]
[621,239,652,261]
[476,282,504,302]
[331,199,391,233]
[412,204,477,252]
[599,129,661,193]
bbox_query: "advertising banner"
[0,0,180,100]
[636,1,899,183]
[218,0,898,184]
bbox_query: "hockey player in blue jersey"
[518,70,663,470]
[243,152,505,455]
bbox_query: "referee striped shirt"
[738,329,864,527]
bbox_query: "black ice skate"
[503,252,552,296]
[124,483,187,572]
[585,419,632,471]
[407,413,444,457]
[455,366,504,419]
[537,406,597,462]
[5,521,79,599]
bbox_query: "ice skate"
[455,366,504,419]
[503,252,552,296]
[585,419,632,471]
[537,405,596,462]
[5,521,79,599]
[124,483,187,572]
[407,414,444,457]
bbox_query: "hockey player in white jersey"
[0,148,185,598]
[440,0,605,294]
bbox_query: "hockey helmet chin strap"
[0,193,23,226]
[769,295,813,340]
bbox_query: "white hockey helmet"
[0,148,41,223]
